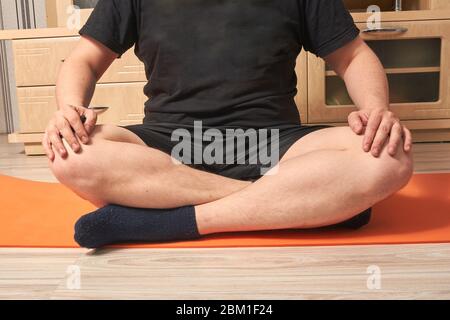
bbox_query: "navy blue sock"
[332,208,372,230]
[74,205,200,249]
[75,205,372,248]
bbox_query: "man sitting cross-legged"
[43,0,413,248]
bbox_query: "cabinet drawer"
[17,82,146,133]
[13,37,146,87]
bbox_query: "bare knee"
[341,127,413,190]
[369,147,414,196]
[50,125,124,186]
[51,156,85,186]
[389,149,414,188]
[49,140,107,205]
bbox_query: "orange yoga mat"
[0,173,449,249]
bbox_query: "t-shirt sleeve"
[299,0,360,57]
[79,0,138,58]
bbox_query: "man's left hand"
[348,109,412,158]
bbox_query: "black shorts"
[122,123,330,181]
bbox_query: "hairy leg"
[195,127,413,235]
[49,125,251,208]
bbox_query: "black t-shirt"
[80,0,359,129]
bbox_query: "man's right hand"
[43,105,97,161]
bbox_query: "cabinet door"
[13,37,146,87]
[17,82,146,133]
[308,20,450,124]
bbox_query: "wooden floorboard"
[0,249,84,300]
[57,244,447,300]
[1,244,449,300]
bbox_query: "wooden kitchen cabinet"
[2,27,147,155]
[308,20,450,125]
[13,37,145,86]
[11,81,146,155]
[17,83,146,133]
[306,0,450,141]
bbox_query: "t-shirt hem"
[314,25,360,58]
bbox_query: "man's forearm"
[56,56,98,110]
[325,37,411,157]
[341,47,389,114]
[44,36,117,159]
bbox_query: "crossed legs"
[50,125,251,209]
[49,124,413,236]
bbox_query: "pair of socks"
[74,205,372,249]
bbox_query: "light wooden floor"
[1,134,450,300]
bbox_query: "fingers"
[42,132,55,161]
[362,109,409,157]
[370,117,393,157]
[81,108,98,136]
[43,104,99,160]
[47,125,67,158]
[67,107,90,144]
[348,112,364,135]
[403,126,413,152]
[57,117,81,153]
[363,110,382,153]
[388,122,403,156]
[360,112,369,126]
[352,108,412,158]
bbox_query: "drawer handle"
[362,26,408,35]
